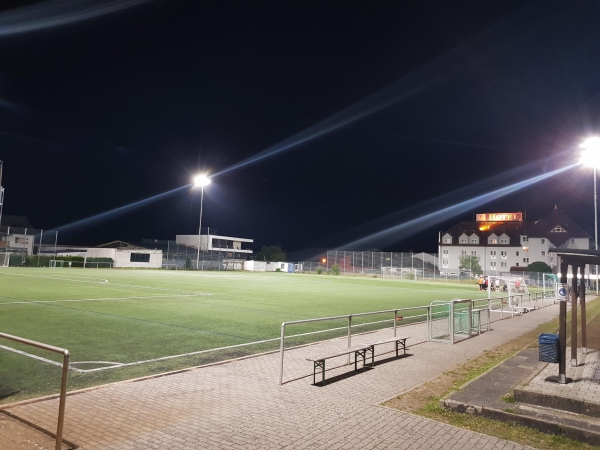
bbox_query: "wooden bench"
[306,336,409,386]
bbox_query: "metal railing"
[279,306,430,385]
[0,332,70,450]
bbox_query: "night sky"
[1,0,600,254]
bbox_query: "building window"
[522,236,528,242]
[460,238,467,243]
[15,237,29,244]
[490,239,497,244]
[500,239,508,244]
[516,263,520,267]
[130,253,150,263]
[571,238,575,244]
[442,249,448,256]
[490,251,496,259]
[471,250,477,256]
[444,238,451,243]
[501,262,507,267]
[516,251,520,256]
[541,251,546,256]
[523,257,529,263]
[490,262,496,268]
[501,251,507,258]
[461,250,467,256]
[442,259,448,267]
[541,238,545,244]
[552,226,566,233]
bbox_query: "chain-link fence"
[160,239,248,270]
[296,250,441,280]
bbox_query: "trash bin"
[538,333,559,363]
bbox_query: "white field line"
[0,293,213,306]
[69,336,284,373]
[0,345,86,373]
[0,272,214,295]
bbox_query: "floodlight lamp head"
[580,137,600,168]
[194,174,211,187]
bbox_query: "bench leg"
[314,361,326,386]
[369,346,375,367]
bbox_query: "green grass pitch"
[0,267,488,402]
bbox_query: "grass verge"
[383,298,600,450]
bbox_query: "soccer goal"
[0,252,8,267]
[49,260,64,268]
[543,273,558,301]
[487,275,536,313]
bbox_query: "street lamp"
[194,174,211,270]
[580,137,600,293]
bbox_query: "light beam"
[54,184,191,233]
[341,164,578,249]
[0,0,151,36]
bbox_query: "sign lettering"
[476,212,523,222]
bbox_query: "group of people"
[477,276,508,292]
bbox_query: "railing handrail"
[0,332,70,450]
[282,305,429,326]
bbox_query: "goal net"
[49,260,64,268]
[543,273,558,301]
[487,275,535,313]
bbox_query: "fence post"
[347,315,352,365]
[450,300,455,344]
[427,306,431,341]
[55,350,70,450]
[279,323,286,385]
[393,310,397,337]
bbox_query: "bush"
[331,264,340,275]
[316,266,323,275]
[276,268,281,272]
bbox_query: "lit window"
[490,239,497,244]
[551,226,566,233]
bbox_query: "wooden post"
[580,265,587,354]
[571,264,578,367]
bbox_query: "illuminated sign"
[476,212,522,222]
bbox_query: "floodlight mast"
[580,137,600,294]
[0,160,4,230]
[194,174,211,270]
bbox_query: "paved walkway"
[3,305,562,449]
[520,348,600,403]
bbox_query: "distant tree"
[459,255,482,274]
[526,261,552,273]
[254,245,286,261]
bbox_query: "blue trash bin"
[538,333,559,363]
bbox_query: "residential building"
[439,207,590,276]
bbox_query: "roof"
[0,215,33,228]
[442,208,590,248]
[443,220,534,246]
[524,208,589,247]
[96,240,144,250]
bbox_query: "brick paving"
[520,348,600,403]
[2,305,562,449]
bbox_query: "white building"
[176,233,253,260]
[0,215,35,256]
[50,241,163,269]
[439,208,591,276]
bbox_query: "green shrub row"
[10,255,114,267]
